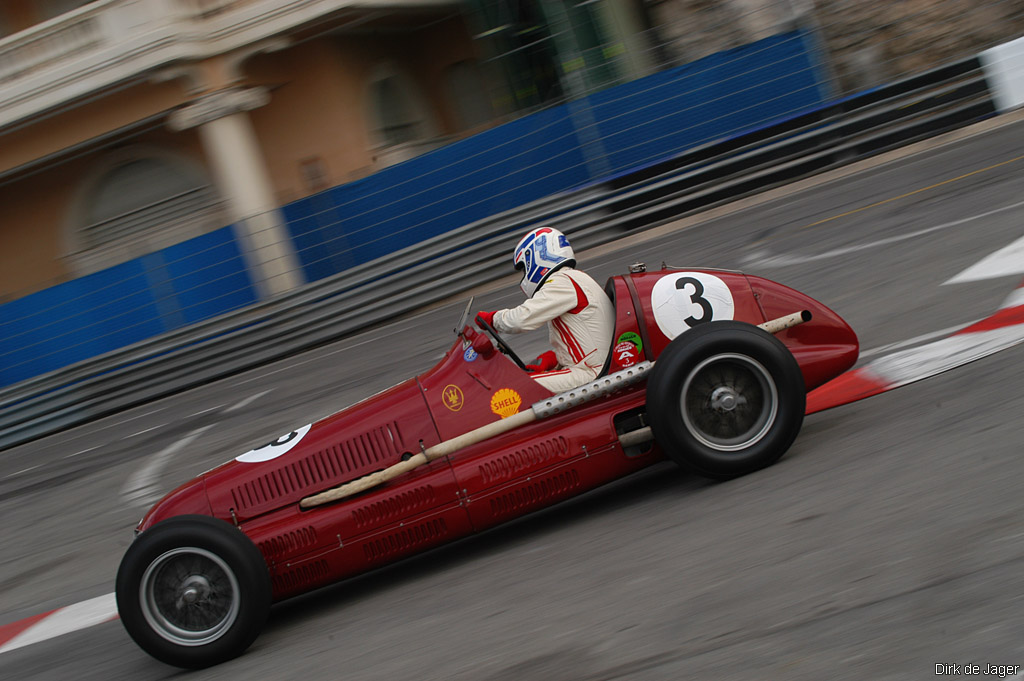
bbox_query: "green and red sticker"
[613,332,642,368]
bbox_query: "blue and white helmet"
[512,227,575,298]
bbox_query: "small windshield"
[455,296,475,336]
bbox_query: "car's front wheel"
[646,321,805,479]
[116,515,271,669]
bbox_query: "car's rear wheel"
[646,321,805,479]
[116,515,271,669]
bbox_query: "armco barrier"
[0,51,1002,450]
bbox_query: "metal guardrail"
[0,56,996,450]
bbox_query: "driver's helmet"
[513,227,575,298]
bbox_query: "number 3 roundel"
[236,424,313,463]
[651,272,735,340]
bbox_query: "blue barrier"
[285,29,824,281]
[0,226,255,387]
[0,30,823,389]
[285,105,592,282]
[588,31,825,173]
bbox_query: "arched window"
[68,151,222,274]
[81,157,215,250]
[367,65,431,148]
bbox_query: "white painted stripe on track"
[3,464,41,480]
[226,388,272,413]
[189,404,222,417]
[63,444,100,459]
[741,198,1024,268]
[126,423,164,438]
[1000,284,1024,310]
[858,322,973,359]
[120,425,212,506]
[946,231,1024,284]
[0,593,118,654]
[866,322,1024,387]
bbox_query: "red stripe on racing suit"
[493,268,614,392]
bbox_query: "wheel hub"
[140,547,240,646]
[709,386,740,412]
[179,575,212,606]
[681,353,779,452]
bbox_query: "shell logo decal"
[442,384,464,412]
[490,388,522,419]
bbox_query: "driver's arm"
[494,272,577,333]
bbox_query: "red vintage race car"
[115,265,858,668]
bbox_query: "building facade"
[1,0,1018,388]
[0,0,497,300]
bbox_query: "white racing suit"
[493,268,615,393]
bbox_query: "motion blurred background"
[0,0,1023,446]
[3,4,1024,679]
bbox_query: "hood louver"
[231,421,404,516]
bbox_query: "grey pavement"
[2,117,1024,680]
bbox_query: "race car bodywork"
[116,267,858,668]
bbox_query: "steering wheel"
[475,315,528,370]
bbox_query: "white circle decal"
[236,424,312,463]
[651,272,735,340]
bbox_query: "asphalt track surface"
[3,117,1024,680]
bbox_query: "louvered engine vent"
[273,559,331,592]
[352,485,437,529]
[490,469,581,515]
[363,518,448,561]
[232,421,404,512]
[259,526,317,560]
[478,436,568,485]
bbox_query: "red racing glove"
[475,310,497,329]
[526,350,558,373]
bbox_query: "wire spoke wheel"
[646,321,805,479]
[141,547,240,646]
[117,515,271,669]
[681,353,778,451]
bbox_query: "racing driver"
[477,227,614,392]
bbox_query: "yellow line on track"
[797,153,1024,232]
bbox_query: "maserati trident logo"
[442,384,464,412]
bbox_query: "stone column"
[169,87,304,298]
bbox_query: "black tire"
[116,515,271,669]
[646,321,805,479]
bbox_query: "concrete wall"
[646,0,1024,93]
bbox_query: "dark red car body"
[136,268,858,602]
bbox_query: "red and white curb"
[808,279,1024,413]
[0,593,118,654]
